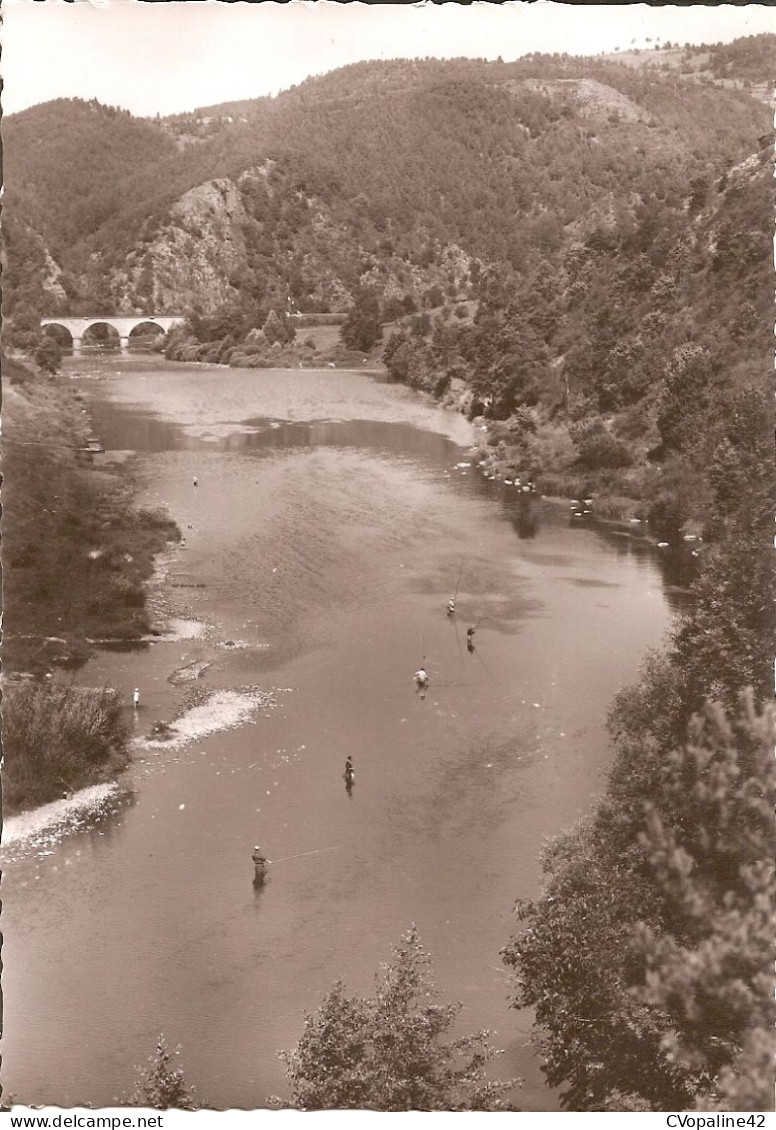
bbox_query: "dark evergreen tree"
[340,287,383,352]
[35,336,62,375]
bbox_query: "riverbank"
[3,357,182,675]
[2,355,182,812]
[427,372,708,546]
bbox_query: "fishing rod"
[473,645,494,679]
[452,612,464,668]
[269,845,342,865]
[453,557,465,602]
[424,679,479,689]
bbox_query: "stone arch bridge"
[41,315,184,351]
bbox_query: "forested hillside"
[385,137,772,526]
[4,46,770,355]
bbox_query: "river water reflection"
[2,359,685,1109]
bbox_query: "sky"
[3,0,775,119]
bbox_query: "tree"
[636,696,775,1110]
[277,926,518,1110]
[670,386,774,712]
[570,417,633,469]
[262,308,295,345]
[130,1036,197,1110]
[340,287,382,353]
[503,696,775,1112]
[656,345,720,454]
[35,335,62,375]
[503,823,685,1111]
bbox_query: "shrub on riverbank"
[3,682,130,812]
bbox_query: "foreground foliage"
[278,926,518,1110]
[129,1036,197,1110]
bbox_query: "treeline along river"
[2,357,687,1109]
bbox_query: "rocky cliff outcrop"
[116,178,247,313]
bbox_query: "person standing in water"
[414,667,429,688]
[447,597,456,616]
[252,845,268,884]
[344,756,355,782]
[193,475,198,487]
[132,688,140,709]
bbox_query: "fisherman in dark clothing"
[252,845,268,885]
[344,756,355,783]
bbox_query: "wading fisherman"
[132,687,141,709]
[252,845,269,885]
[344,756,355,784]
[414,667,429,689]
[193,475,199,488]
[447,597,456,616]
[466,626,475,643]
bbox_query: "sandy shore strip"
[1,782,128,859]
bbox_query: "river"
[1,356,685,1110]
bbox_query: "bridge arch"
[82,321,122,349]
[41,322,75,347]
[127,320,168,347]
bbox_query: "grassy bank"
[3,682,130,813]
[3,357,180,675]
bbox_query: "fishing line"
[474,645,494,678]
[453,557,465,602]
[270,845,342,865]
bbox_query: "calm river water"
[2,357,684,1109]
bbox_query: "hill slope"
[3,49,770,337]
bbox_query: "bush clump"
[3,682,130,812]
